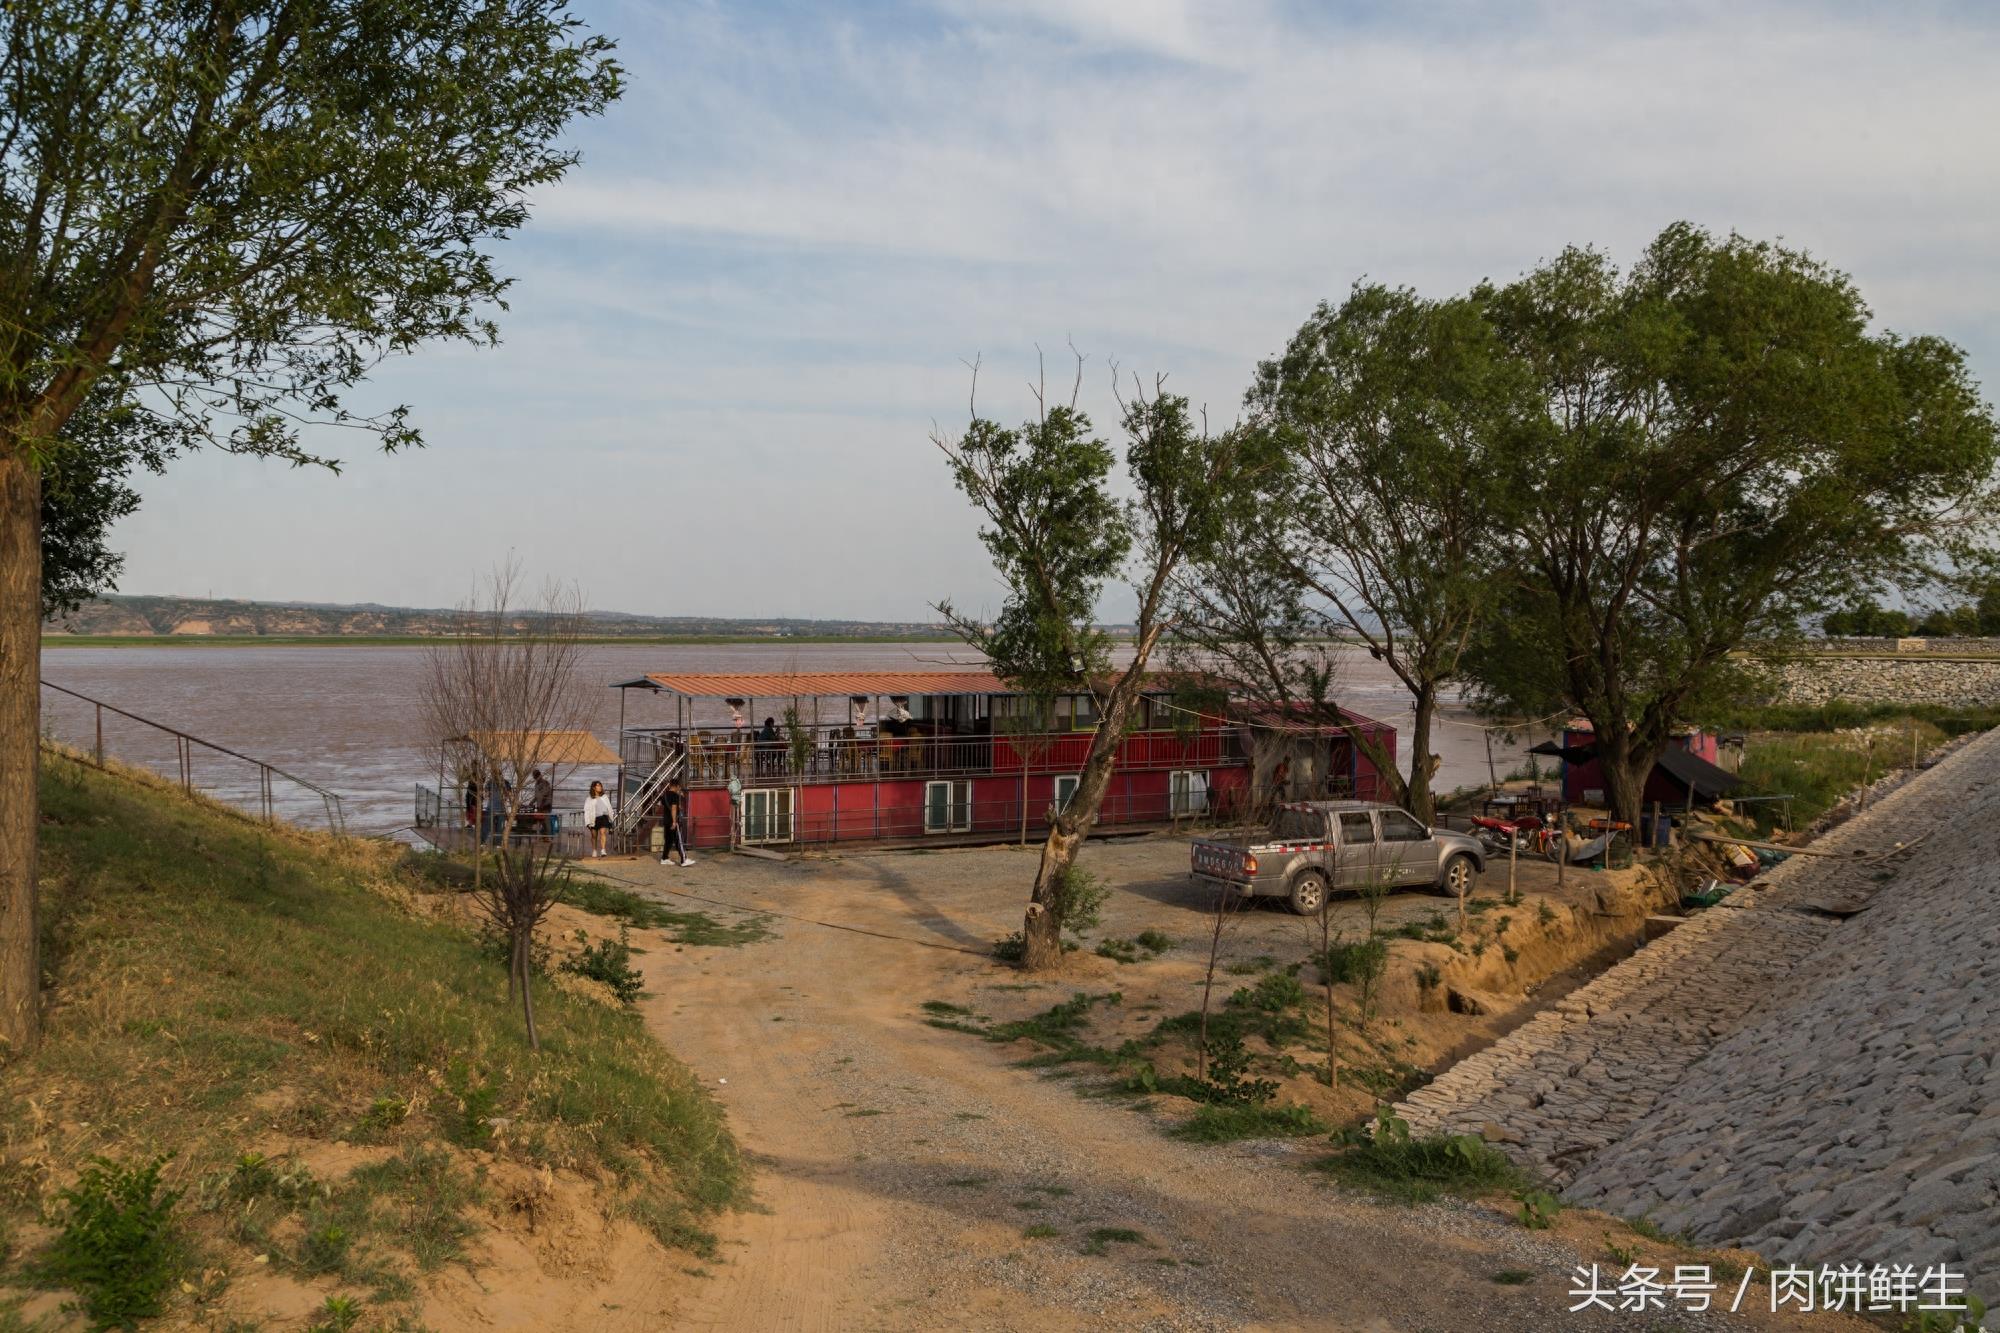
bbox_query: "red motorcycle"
[1470,813,1562,861]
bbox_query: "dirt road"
[596,838,1865,1332]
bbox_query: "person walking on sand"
[583,780,614,858]
[658,776,693,866]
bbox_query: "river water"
[37,642,1536,838]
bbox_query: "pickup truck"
[1190,800,1485,914]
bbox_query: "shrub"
[991,932,1026,962]
[1134,929,1174,954]
[38,1155,184,1330]
[1094,938,1141,964]
[1414,962,1442,993]
[561,926,645,1005]
[1233,969,1306,1013]
[1318,937,1387,987]
[1191,1032,1277,1106]
[1050,865,1110,938]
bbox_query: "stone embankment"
[1397,727,2000,1287]
[1766,655,2000,708]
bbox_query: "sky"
[112,0,2000,624]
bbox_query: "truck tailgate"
[1191,840,1253,881]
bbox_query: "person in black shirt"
[658,777,693,866]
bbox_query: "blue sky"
[116,0,2000,622]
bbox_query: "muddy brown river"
[37,642,1536,838]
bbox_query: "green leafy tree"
[1474,223,2000,825]
[1232,285,1516,821]
[935,357,1247,971]
[0,0,621,1053]
[38,385,187,619]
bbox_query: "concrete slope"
[1399,728,2000,1287]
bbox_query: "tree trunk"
[0,450,41,1055]
[1014,682,1145,972]
[514,928,540,1051]
[1594,725,1649,828]
[1405,687,1438,822]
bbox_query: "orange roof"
[637,670,1010,699]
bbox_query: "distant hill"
[44,594,956,641]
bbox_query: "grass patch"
[1081,1226,1151,1256]
[564,877,773,946]
[1170,1102,1324,1142]
[1223,954,1275,976]
[920,1000,974,1017]
[1732,719,1947,831]
[1309,1110,1527,1204]
[5,751,746,1321]
[1491,1269,1535,1285]
[1021,1224,1059,1240]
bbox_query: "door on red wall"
[925,780,971,833]
[741,787,794,844]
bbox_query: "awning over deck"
[458,729,620,767]
[618,670,1009,699]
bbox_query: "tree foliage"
[936,357,1247,970]
[0,0,621,1054]
[1205,284,1513,820]
[1470,223,2000,821]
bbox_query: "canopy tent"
[457,729,619,768]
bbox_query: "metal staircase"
[616,746,685,834]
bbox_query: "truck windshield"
[1271,809,1321,842]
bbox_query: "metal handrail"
[40,679,347,835]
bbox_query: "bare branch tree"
[422,562,592,1051]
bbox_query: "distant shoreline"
[41,634,963,649]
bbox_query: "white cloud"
[115,0,2000,618]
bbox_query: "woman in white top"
[583,781,615,858]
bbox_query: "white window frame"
[1169,769,1209,817]
[924,779,971,834]
[1053,773,1081,813]
[739,786,795,845]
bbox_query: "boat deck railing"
[619,724,1239,789]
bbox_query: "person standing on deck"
[658,776,693,866]
[583,781,614,858]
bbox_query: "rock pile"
[1767,657,2000,708]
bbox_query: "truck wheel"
[1287,869,1329,915]
[1437,853,1476,897]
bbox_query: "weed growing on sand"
[1097,931,1174,963]
[354,1095,411,1140]
[1414,962,1442,995]
[1491,1269,1534,1285]
[305,1294,365,1333]
[921,1000,975,1017]
[561,926,646,1005]
[1082,1227,1152,1256]
[1171,1103,1323,1142]
[35,1155,184,1329]
[1316,937,1387,989]
[1514,1188,1563,1230]
[1309,1108,1525,1204]
[1021,1224,1059,1239]
[1223,953,1275,976]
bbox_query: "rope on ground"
[576,865,997,958]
